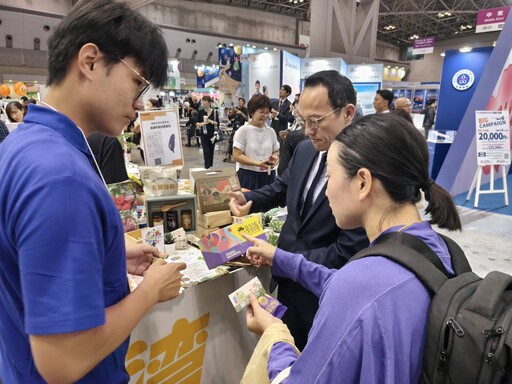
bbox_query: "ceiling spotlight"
[264,47,268,50]
[459,47,472,53]
[273,48,277,51]
[191,39,196,44]
[229,43,234,47]
[246,43,250,46]
[384,25,396,31]
[186,38,190,43]
[440,52,446,56]
[252,45,256,48]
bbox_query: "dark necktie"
[302,152,327,219]
[278,101,283,111]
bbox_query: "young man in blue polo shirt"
[0,1,186,383]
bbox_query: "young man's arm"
[30,260,185,384]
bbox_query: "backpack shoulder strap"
[437,233,472,274]
[349,232,449,294]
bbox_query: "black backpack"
[349,231,512,384]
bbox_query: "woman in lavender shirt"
[242,112,462,384]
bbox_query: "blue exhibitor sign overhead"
[435,47,493,133]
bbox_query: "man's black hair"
[47,0,168,88]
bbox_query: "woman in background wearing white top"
[233,94,280,190]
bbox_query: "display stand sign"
[476,6,510,33]
[466,110,510,207]
[140,108,184,167]
[412,37,435,55]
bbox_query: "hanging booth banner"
[218,47,243,98]
[475,110,511,165]
[248,51,281,99]
[281,51,301,102]
[476,6,510,33]
[412,37,436,55]
[164,59,181,90]
[197,66,219,88]
[140,109,184,166]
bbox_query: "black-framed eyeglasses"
[296,107,341,130]
[118,58,150,100]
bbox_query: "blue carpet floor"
[453,173,512,216]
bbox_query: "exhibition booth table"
[126,266,270,383]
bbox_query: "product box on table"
[145,192,196,233]
[191,168,240,214]
[198,215,267,269]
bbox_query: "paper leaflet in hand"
[228,277,287,318]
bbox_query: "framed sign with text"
[140,108,184,167]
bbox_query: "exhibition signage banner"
[218,47,242,97]
[347,64,383,83]
[353,83,380,116]
[248,51,281,99]
[281,50,301,101]
[475,110,511,165]
[140,109,184,167]
[300,58,346,78]
[196,66,219,88]
[412,37,436,55]
[476,6,510,33]
[164,59,180,90]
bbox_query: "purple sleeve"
[272,248,336,298]
[267,342,299,383]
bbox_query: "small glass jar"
[181,210,193,231]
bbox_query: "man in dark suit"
[229,71,369,350]
[270,84,293,137]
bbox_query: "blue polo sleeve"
[17,175,107,335]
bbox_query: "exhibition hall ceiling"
[180,0,511,46]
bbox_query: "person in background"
[277,102,307,176]
[20,96,29,108]
[185,109,199,147]
[225,97,248,162]
[87,133,129,184]
[270,84,292,138]
[229,71,369,350]
[232,94,280,190]
[6,101,26,123]
[395,97,413,114]
[241,113,461,383]
[0,1,186,382]
[0,119,9,143]
[373,89,394,113]
[423,100,437,139]
[28,98,37,105]
[197,95,219,169]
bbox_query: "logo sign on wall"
[347,64,383,83]
[300,58,345,79]
[475,110,511,165]
[476,6,510,33]
[452,69,475,91]
[412,37,436,55]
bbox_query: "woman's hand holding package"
[246,293,282,335]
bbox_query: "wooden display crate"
[196,210,232,229]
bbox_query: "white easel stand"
[466,165,509,207]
